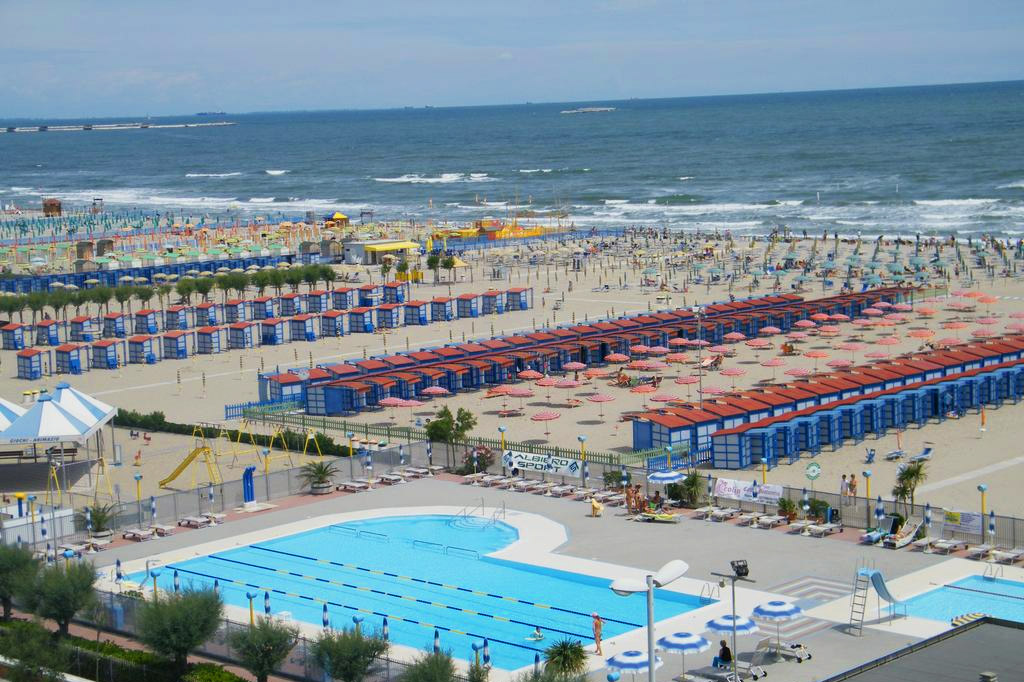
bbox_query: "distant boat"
[195,111,226,116]
[560,107,615,115]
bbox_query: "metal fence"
[83,590,466,682]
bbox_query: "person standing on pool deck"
[592,613,604,654]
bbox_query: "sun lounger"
[402,467,430,478]
[378,474,407,485]
[710,507,740,522]
[966,544,995,560]
[122,528,154,541]
[931,538,968,554]
[604,494,627,506]
[860,529,887,544]
[638,512,680,523]
[884,449,905,461]
[427,465,445,475]
[593,490,620,503]
[864,448,876,464]
[883,520,922,549]
[548,485,576,497]
[736,511,761,526]
[202,512,226,524]
[787,519,815,533]
[912,535,940,551]
[756,637,812,662]
[58,542,90,555]
[151,524,175,537]
[991,547,1024,564]
[531,482,558,495]
[179,515,212,528]
[511,479,544,492]
[462,472,487,485]
[572,487,599,500]
[693,505,719,520]
[755,514,787,529]
[805,522,841,537]
[337,480,369,492]
[908,447,933,463]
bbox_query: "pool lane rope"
[167,563,546,653]
[205,554,596,641]
[249,543,644,628]
[943,583,1024,601]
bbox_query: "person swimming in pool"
[527,626,544,641]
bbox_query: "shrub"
[18,560,96,636]
[777,497,796,516]
[0,620,67,682]
[298,460,338,488]
[137,588,223,677]
[603,470,624,488]
[806,498,830,520]
[666,473,703,507]
[76,503,118,534]
[182,663,248,682]
[456,446,494,476]
[0,545,38,620]
[227,617,298,682]
[400,651,456,682]
[311,628,389,682]
[542,639,587,678]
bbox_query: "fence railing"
[224,397,303,420]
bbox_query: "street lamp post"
[609,560,689,682]
[978,484,988,543]
[134,473,143,526]
[498,426,507,475]
[578,435,588,488]
[693,306,704,409]
[711,560,755,681]
[347,432,356,479]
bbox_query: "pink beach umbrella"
[518,369,543,380]
[829,313,850,322]
[838,341,866,354]
[818,325,841,335]
[759,326,782,336]
[708,344,731,354]
[586,393,616,417]
[508,387,534,398]
[785,367,812,378]
[893,303,913,312]
[665,352,691,364]
[627,360,653,371]
[379,395,406,421]
[1009,312,1024,320]
[826,358,853,369]
[651,394,681,403]
[647,345,670,355]
[973,327,997,338]
[584,367,611,379]
[699,386,727,395]
[605,353,630,363]
[536,375,559,402]
[760,357,786,380]
[936,337,962,347]
[688,339,711,348]
[563,361,587,372]
[864,350,889,359]
[874,301,892,309]
[794,319,817,329]
[674,375,700,399]
[1007,322,1024,333]
[646,360,670,370]
[630,345,650,355]
[862,307,883,317]
[631,384,657,394]
[720,367,747,389]
[530,410,561,436]
[810,313,830,322]
[975,317,999,326]
[786,331,808,341]
[745,338,771,348]
[723,332,746,342]
[883,313,907,322]
[803,349,829,370]
[669,337,690,347]
[555,379,582,389]
[877,336,901,347]
[907,329,935,339]
[421,385,451,397]
[916,307,937,317]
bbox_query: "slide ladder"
[159,446,220,489]
[848,559,874,636]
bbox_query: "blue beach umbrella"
[264,590,270,615]
[150,496,157,522]
[322,604,329,629]
[433,628,440,653]
[399,445,406,466]
[656,632,710,679]
[606,650,664,679]
[483,638,490,667]
[707,474,713,498]
[213,579,219,596]
[648,469,685,484]
[382,617,389,640]
[173,569,180,592]
[705,614,759,636]
[988,510,996,539]
[752,600,803,649]
[875,496,885,525]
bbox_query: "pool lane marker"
[943,583,1024,601]
[167,564,545,653]
[248,543,643,628]
[207,554,595,640]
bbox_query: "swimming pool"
[129,514,708,670]
[902,575,1024,624]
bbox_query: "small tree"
[268,270,286,296]
[468,660,489,682]
[0,544,38,620]
[113,286,134,313]
[70,290,91,317]
[250,271,271,296]
[302,266,320,290]
[897,461,928,508]
[396,260,410,276]
[380,261,392,281]
[425,406,480,469]
[175,279,196,304]
[137,587,224,677]
[25,292,47,323]
[2,620,68,682]
[311,628,389,682]
[193,278,215,303]
[133,285,155,310]
[298,460,338,491]
[543,639,587,678]
[426,254,441,283]
[90,286,113,315]
[441,256,456,282]
[156,284,174,310]
[228,617,298,682]
[284,269,305,293]
[19,560,96,636]
[215,275,232,304]
[400,651,456,682]
[76,503,117,535]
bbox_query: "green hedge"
[182,662,248,682]
[113,409,355,457]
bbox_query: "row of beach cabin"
[255,288,911,416]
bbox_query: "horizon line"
[5,77,1023,123]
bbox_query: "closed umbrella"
[656,632,710,681]
[150,496,157,523]
[875,496,885,526]
[433,628,441,653]
[382,617,389,640]
[264,590,271,615]
[173,569,180,592]
[323,604,330,628]
[989,510,996,539]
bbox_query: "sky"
[3,0,1024,118]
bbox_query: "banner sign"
[713,477,784,505]
[943,510,982,534]
[501,450,582,478]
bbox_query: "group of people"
[625,484,667,514]
[840,473,859,503]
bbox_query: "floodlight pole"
[711,569,756,680]
[693,306,704,409]
[645,573,655,682]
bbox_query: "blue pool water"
[129,515,707,669]
[902,576,1024,624]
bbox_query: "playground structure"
[158,425,224,490]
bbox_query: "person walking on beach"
[592,613,604,655]
[840,474,848,505]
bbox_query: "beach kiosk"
[481,290,507,315]
[250,296,275,320]
[196,326,226,354]
[262,373,305,403]
[128,335,159,364]
[161,330,192,359]
[90,339,122,369]
[35,319,61,346]
[404,300,429,326]
[1,323,30,351]
[69,316,98,343]
[456,293,482,318]
[224,299,248,324]
[289,314,318,342]
[348,307,375,333]
[163,305,189,331]
[279,293,302,317]
[54,343,87,375]
[431,297,454,322]
[383,281,410,304]
[376,303,403,329]
[133,309,159,335]
[194,302,219,326]
[16,348,46,380]
[358,284,384,307]
[260,318,287,346]
[102,312,127,338]
[331,287,355,310]
[320,310,346,337]
[304,290,330,313]
[228,321,257,349]
[507,287,533,311]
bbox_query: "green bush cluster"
[181,662,248,682]
[113,409,355,457]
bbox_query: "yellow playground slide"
[159,446,221,489]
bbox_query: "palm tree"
[298,460,338,493]
[897,461,928,509]
[543,639,587,678]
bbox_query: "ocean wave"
[185,172,242,178]
[603,199,629,205]
[678,176,694,181]
[997,181,1024,190]
[265,170,289,176]
[912,198,996,207]
[248,197,275,203]
[374,172,495,184]
[519,169,553,174]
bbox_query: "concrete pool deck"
[94,477,1004,681]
